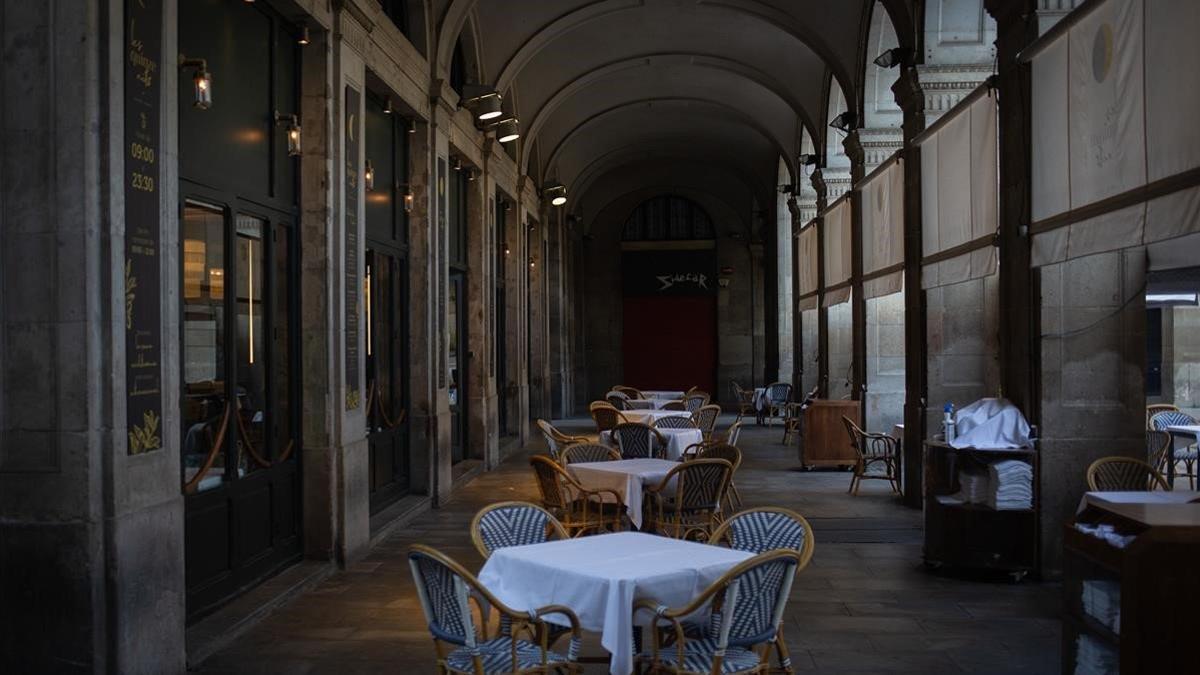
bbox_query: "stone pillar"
[466,157,496,466]
[1,2,187,670]
[548,212,568,418]
[810,169,830,396]
[844,132,867,405]
[894,65,928,508]
[527,210,551,421]
[404,116,437,498]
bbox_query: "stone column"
[810,169,830,396]
[404,116,437,499]
[466,157,496,466]
[844,132,867,405]
[1,2,187,670]
[894,65,928,508]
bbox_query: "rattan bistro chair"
[1150,410,1199,488]
[731,381,757,422]
[659,400,687,411]
[762,382,793,427]
[707,508,816,675]
[614,385,643,400]
[589,402,628,433]
[611,422,668,460]
[529,456,623,536]
[696,443,744,508]
[684,392,711,413]
[409,544,584,674]
[719,420,743,446]
[1086,456,1171,492]
[536,419,589,462]
[634,550,803,675]
[559,443,621,465]
[654,415,697,430]
[1147,403,1181,429]
[644,458,732,541]
[843,417,900,496]
[606,390,631,410]
[470,501,568,559]
[692,404,722,440]
[1147,429,1173,476]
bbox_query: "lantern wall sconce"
[364,159,375,191]
[275,112,301,156]
[398,184,415,213]
[179,56,212,109]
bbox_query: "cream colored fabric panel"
[822,200,852,288]
[969,95,999,243]
[798,295,819,311]
[1148,230,1200,272]
[864,272,903,299]
[1068,0,1145,208]
[922,247,997,290]
[822,285,852,308]
[937,110,973,251]
[1032,35,1070,221]
[920,134,940,257]
[1146,0,1200,181]
[1145,184,1200,245]
[861,158,905,291]
[797,225,819,298]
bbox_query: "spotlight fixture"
[407,118,417,134]
[873,47,913,69]
[543,183,567,207]
[460,85,504,121]
[493,117,520,144]
[275,112,302,156]
[798,153,818,166]
[528,256,536,269]
[383,96,394,115]
[364,160,375,191]
[179,56,212,109]
[829,111,857,132]
[467,168,477,182]
[451,156,462,171]
[504,244,511,256]
[297,23,311,46]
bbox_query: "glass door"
[181,200,301,620]
[366,250,410,512]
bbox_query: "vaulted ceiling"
[433,0,915,228]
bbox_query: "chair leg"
[772,632,795,675]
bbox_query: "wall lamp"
[460,85,504,121]
[179,56,212,109]
[407,118,417,134]
[275,112,301,156]
[297,23,311,46]
[488,117,520,144]
[528,256,536,269]
[873,47,913,69]
[543,184,567,207]
[399,185,415,213]
[829,111,857,132]
[364,159,375,191]
[383,96,394,114]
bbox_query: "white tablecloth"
[600,427,704,460]
[622,409,691,425]
[641,390,685,401]
[567,459,677,529]
[477,532,753,675]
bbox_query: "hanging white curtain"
[916,87,998,289]
[821,197,853,306]
[797,222,819,310]
[1029,0,1200,266]
[859,156,904,298]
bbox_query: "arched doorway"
[620,196,718,394]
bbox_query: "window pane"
[182,202,227,493]
[236,214,268,475]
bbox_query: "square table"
[567,458,678,529]
[600,427,704,461]
[477,532,753,675]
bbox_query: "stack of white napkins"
[1081,580,1121,635]
[955,469,990,504]
[1073,522,1136,549]
[986,460,1033,510]
[1074,634,1118,675]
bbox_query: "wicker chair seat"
[639,640,762,674]
[444,637,571,674]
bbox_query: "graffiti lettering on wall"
[656,272,709,291]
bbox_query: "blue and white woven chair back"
[614,424,656,459]
[477,505,555,556]
[727,511,809,555]
[723,556,798,647]
[654,416,695,430]
[408,550,475,647]
[606,392,629,410]
[767,382,792,406]
[679,461,729,511]
[562,443,617,464]
[1152,410,1197,430]
[685,395,708,413]
[692,405,720,434]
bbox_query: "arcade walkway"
[196,419,1059,674]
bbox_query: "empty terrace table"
[477,532,753,675]
[599,426,704,460]
[567,458,677,529]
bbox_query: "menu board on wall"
[345,85,361,410]
[437,158,447,388]
[124,0,163,455]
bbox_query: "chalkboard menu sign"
[124,0,163,455]
[437,158,447,388]
[621,249,717,297]
[345,86,362,410]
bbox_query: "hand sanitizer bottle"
[943,403,956,443]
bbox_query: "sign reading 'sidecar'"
[622,249,717,297]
